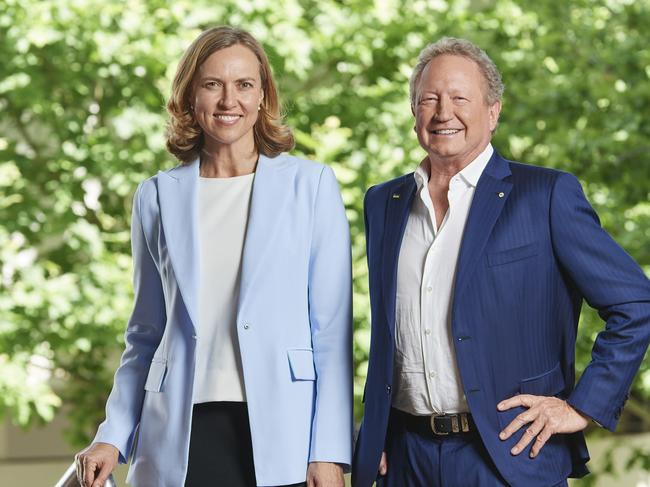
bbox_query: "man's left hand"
[306,462,344,487]
[498,395,589,458]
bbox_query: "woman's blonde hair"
[166,26,294,162]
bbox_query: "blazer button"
[386,384,391,394]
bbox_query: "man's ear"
[488,100,502,132]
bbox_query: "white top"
[194,172,255,403]
[393,144,493,415]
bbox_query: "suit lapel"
[381,177,417,339]
[453,152,512,302]
[237,154,296,312]
[157,159,200,332]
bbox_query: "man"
[352,37,650,487]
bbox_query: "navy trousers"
[378,410,568,487]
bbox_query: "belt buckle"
[430,413,451,435]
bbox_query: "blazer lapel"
[157,159,200,332]
[237,154,296,312]
[381,176,417,340]
[453,151,512,302]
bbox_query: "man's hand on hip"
[306,461,344,487]
[497,395,589,458]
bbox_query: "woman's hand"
[306,461,344,487]
[75,442,119,487]
[378,451,388,476]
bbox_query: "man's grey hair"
[409,37,504,107]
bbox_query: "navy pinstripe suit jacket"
[352,150,650,487]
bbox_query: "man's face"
[413,54,501,168]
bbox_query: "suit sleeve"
[307,165,353,468]
[549,172,650,431]
[93,181,167,462]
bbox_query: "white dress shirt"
[194,172,254,403]
[393,143,493,415]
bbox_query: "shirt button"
[429,371,437,379]
[426,286,432,292]
[243,323,250,330]
[424,329,431,335]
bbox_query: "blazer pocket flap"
[488,242,539,267]
[144,359,167,392]
[288,349,316,381]
[520,362,564,396]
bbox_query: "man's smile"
[430,128,463,135]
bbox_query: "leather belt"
[391,408,477,437]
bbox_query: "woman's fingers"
[378,451,388,475]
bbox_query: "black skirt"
[185,402,306,487]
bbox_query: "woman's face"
[192,44,264,153]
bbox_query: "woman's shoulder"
[264,154,342,202]
[134,173,161,201]
[266,153,336,183]
[268,152,327,170]
[136,159,196,196]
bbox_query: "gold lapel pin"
[497,192,505,198]
[392,193,401,199]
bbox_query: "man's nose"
[435,97,453,121]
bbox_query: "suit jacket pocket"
[287,349,316,381]
[520,362,564,396]
[487,242,539,267]
[144,358,167,392]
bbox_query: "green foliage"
[0,1,648,477]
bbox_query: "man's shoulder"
[503,156,569,183]
[365,172,414,205]
[496,156,588,207]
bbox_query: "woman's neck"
[199,143,258,178]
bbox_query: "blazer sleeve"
[307,165,353,468]
[93,180,167,463]
[549,172,650,431]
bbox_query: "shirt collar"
[414,143,494,189]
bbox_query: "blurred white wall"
[0,415,127,486]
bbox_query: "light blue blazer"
[93,154,353,486]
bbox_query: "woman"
[75,26,352,487]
